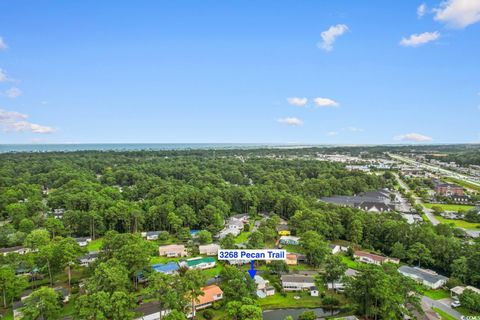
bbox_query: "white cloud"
[277,117,303,126]
[417,3,428,17]
[0,37,7,50]
[400,31,440,47]
[0,69,7,82]
[313,97,339,108]
[433,0,480,28]
[0,108,56,134]
[326,131,338,136]
[287,97,308,107]
[394,132,433,142]
[345,126,364,132]
[317,24,349,51]
[4,87,22,98]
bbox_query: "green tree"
[181,269,205,319]
[110,291,135,320]
[88,258,131,294]
[390,242,406,260]
[197,230,212,244]
[0,266,27,308]
[21,287,61,320]
[300,231,330,267]
[220,234,236,249]
[147,273,181,319]
[247,231,264,249]
[75,291,110,320]
[219,266,256,301]
[407,242,433,267]
[323,254,347,290]
[298,310,316,320]
[24,229,50,249]
[19,218,35,234]
[57,237,82,290]
[44,218,65,238]
[163,310,187,320]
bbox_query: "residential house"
[329,244,348,254]
[134,301,170,320]
[181,257,216,270]
[320,188,395,213]
[327,268,359,291]
[354,250,399,265]
[152,262,180,275]
[450,285,480,299]
[286,253,298,266]
[398,266,448,289]
[158,244,187,257]
[276,224,291,236]
[75,237,92,247]
[310,286,319,296]
[79,251,99,267]
[194,285,223,311]
[279,236,300,245]
[52,208,65,219]
[281,273,315,291]
[142,231,161,241]
[450,195,471,204]
[0,246,30,256]
[199,243,220,256]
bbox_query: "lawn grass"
[435,216,480,230]
[201,263,224,278]
[258,291,324,309]
[86,238,103,251]
[423,203,474,212]
[432,307,456,320]
[150,256,182,264]
[340,255,361,270]
[422,289,450,300]
[282,244,304,254]
[234,231,251,244]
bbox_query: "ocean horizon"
[0,143,318,153]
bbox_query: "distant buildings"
[320,189,395,213]
[217,214,249,238]
[433,180,464,197]
[398,266,448,289]
[141,231,162,241]
[78,251,99,267]
[353,251,399,265]
[158,244,187,257]
[74,237,92,247]
[0,246,30,256]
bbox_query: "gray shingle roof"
[398,265,448,284]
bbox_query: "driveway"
[421,296,462,320]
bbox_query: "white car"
[451,300,461,308]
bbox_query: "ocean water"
[0,143,311,153]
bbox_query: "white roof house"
[398,266,448,289]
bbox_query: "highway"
[389,153,480,188]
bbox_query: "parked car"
[451,300,461,308]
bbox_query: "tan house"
[199,244,220,256]
[158,244,187,257]
[354,250,399,265]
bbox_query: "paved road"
[389,153,480,187]
[422,296,462,319]
[393,173,439,225]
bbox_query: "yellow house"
[278,230,291,236]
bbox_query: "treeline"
[0,151,390,246]
[289,201,480,287]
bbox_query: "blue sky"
[0,0,479,144]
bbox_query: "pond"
[262,308,339,320]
